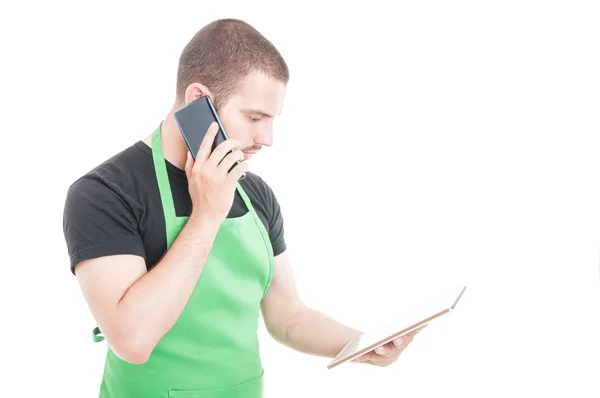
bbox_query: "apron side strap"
[93,326,105,342]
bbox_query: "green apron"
[92,124,275,397]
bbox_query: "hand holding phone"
[184,122,248,223]
[174,96,245,178]
[174,95,247,222]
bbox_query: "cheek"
[220,114,247,140]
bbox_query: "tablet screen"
[328,285,466,369]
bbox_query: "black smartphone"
[173,95,245,179]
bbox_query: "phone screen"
[173,96,228,160]
[173,96,244,180]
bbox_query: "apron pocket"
[168,372,263,398]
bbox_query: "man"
[63,18,423,397]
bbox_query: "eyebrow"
[242,109,279,118]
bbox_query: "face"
[185,71,287,161]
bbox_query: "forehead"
[230,71,287,115]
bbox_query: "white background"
[1,1,600,396]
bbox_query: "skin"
[74,70,423,367]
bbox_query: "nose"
[254,125,273,147]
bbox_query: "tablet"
[326,285,467,369]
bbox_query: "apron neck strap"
[236,181,253,211]
[152,124,178,222]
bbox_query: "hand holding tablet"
[327,285,467,369]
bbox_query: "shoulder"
[63,142,152,273]
[66,142,152,201]
[64,142,154,223]
[239,171,279,207]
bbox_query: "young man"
[63,18,423,397]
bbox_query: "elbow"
[107,330,155,365]
[267,303,307,344]
[118,346,151,365]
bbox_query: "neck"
[144,106,188,170]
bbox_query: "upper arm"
[75,254,146,335]
[63,176,147,336]
[260,251,305,334]
[63,176,146,274]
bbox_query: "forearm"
[281,307,362,358]
[115,214,220,359]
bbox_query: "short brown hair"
[176,19,289,109]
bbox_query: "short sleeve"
[255,176,286,256]
[63,176,146,274]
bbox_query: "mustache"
[241,145,262,152]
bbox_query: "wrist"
[188,211,223,234]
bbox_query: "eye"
[248,114,263,122]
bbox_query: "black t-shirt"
[63,141,286,274]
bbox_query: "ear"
[184,83,213,105]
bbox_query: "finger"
[226,159,249,183]
[217,150,245,175]
[394,326,425,347]
[353,352,372,362]
[375,345,394,357]
[196,122,220,162]
[393,335,403,346]
[185,151,194,180]
[408,324,427,337]
[395,326,426,345]
[207,139,240,168]
[400,332,416,346]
